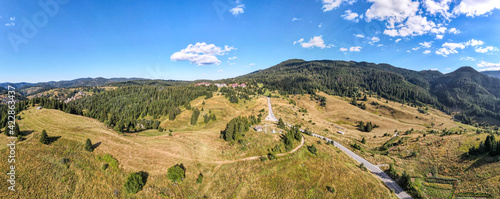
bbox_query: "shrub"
[123,172,146,194]
[167,164,186,183]
[102,163,109,170]
[268,153,277,160]
[326,186,335,193]
[359,163,368,171]
[196,173,203,184]
[260,156,268,161]
[307,144,317,155]
[40,130,49,145]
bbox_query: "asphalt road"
[264,97,279,122]
[266,97,412,199]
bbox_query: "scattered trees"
[191,108,200,125]
[196,173,203,184]
[356,121,379,132]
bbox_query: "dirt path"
[212,135,304,173]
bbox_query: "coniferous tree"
[40,130,49,145]
[85,138,94,152]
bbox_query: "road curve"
[267,97,412,199]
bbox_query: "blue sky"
[0,0,499,83]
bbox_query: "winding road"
[266,97,412,199]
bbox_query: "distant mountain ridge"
[0,77,147,90]
[237,59,500,124]
[482,70,500,79]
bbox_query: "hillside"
[237,59,500,125]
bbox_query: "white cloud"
[369,36,380,45]
[295,35,327,49]
[423,0,452,18]
[365,0,420,28]
[292,17,301,22]
[293,38,304,45]
[435,39,484,57]
[460,57,475,61]
[465,39,484,46]
[322,0,357,12]
[435,35,443,39]
[378,44,384,47]
[475,46,498,53]
[249,63,256,66]
[354,34,365,38]
[342,10,363,22]
[230,4,245,16]
[170,42,235,65]
[477,61,500,71]
[228,56,237,60]
[448,28,460,34]
[339,47,349,52]
[217,69,223,72]
[423,50,431,54]
[430,27,447,34]
[395,38,402,43]
[453,0,500,17]
[350,46,362,51]
[319,23,323,28]
[419,41,433,48]
[412,47,420,51]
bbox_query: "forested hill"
[237,59,500,124]
[482,70,500,79]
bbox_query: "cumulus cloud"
[294,35,329,49]
[435,39,485,57]
[453,0,500,17]
[322,0,357,12]
[423,50,431,54]
[460,57,475,61]
[170,42,236,65]
[249,63,256,66]
[435,35,444,39]
[369,36,380,45]
[228,56,237,60]
[395,38,402,43]
[230,4,245,16]
[477,61,500,71]
[339,47,349,52]
[217,69,224,72]
[342,10,363,22]
[448,28,460,34]
[349,46,362,51]
[475,46,498,53]
[292,17,301,22]
[354,34,365,38]
[423,0,452,18]
[419,41,433,48]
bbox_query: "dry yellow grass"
[0,92,401,198]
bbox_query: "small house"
[254,125,264,132]
[337,131,345,135]
[36,106,42,110]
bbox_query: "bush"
[196,173,203,184]
[307,144,317,155]
[359,163,368,171]
[102,163,109,170]
[260,156,268,161]
[167,164,186,183]
[268,153,277,160]
[39,130,49,145]
[123,172,147,194]
[326,186,335,193]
